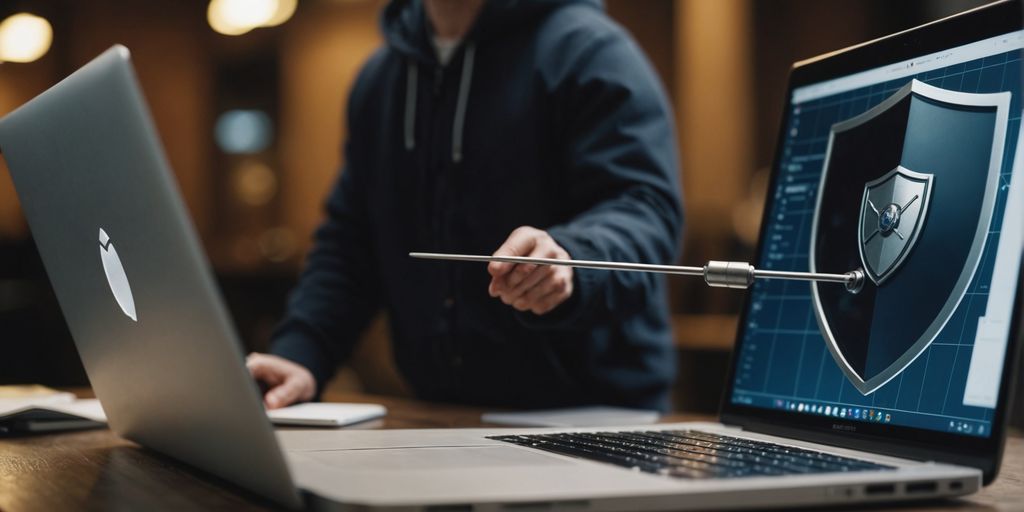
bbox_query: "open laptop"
[1,1,1021,509]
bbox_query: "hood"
[382,0,602,63]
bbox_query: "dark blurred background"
[1,0,1014,416]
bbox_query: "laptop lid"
[0,46,303,508]
[720,0,1024,484]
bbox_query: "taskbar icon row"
[947,419,986,435]
[775,399,893,424]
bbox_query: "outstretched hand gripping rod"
[409,252,866,294]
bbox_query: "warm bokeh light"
[258,227,297,262]
[208,4,251,36]
[264,0,298,27]
[207,0,295,36]
[0,13,53,63]
[232,159,278,207]
[208,0,276,35]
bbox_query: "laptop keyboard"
[489,430,894,479]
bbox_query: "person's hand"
[487,226,574,315]
[245,352,316,409]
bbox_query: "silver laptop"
[1,1,1022,509]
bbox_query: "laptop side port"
[864,483,896,496]
[905,481,939,494]
[501,502,552,511]
[500,501,589,511]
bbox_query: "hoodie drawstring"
[404,61,418,151]
[403,42,476,163]
[451,42,475,163]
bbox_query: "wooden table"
[0,390,1021,511]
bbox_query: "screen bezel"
[718,0,1024,484]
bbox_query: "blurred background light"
[208,0,296,36]
[231,159,278,207]
[264,0,298,27]
[208,3,252,36]
[0,13,53,63]
[208,0,277,35]
[215,109,273,154]
[258,227,297,263]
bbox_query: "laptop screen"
[729,29,1024,439]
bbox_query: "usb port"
[906,481,938,494]
[865,483,895,495]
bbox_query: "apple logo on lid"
[98,228,137,322]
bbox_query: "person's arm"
[487,226,575,316]
[493,29,683,328]
[246,352,316,409]
[263,155,382,398]
[252,57,385,407]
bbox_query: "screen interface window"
[731,31,1024,438]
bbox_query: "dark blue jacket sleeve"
[269,163,381,389]
[269,69,382,390]
[522,29,684,328]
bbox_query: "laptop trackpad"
[303,445,572,471]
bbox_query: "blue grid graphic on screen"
[730,45,1022,438]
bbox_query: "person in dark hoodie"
[246,0,684,412]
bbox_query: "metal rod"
[410,252,866,294]
[410,252,705,276]
[755,269,852,284]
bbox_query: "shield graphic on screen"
[809,79,1010,395]
[859,166,933,285]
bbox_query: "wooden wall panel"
[64,0,215,238]
[278,0,385,254]
[674,0,754,237]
